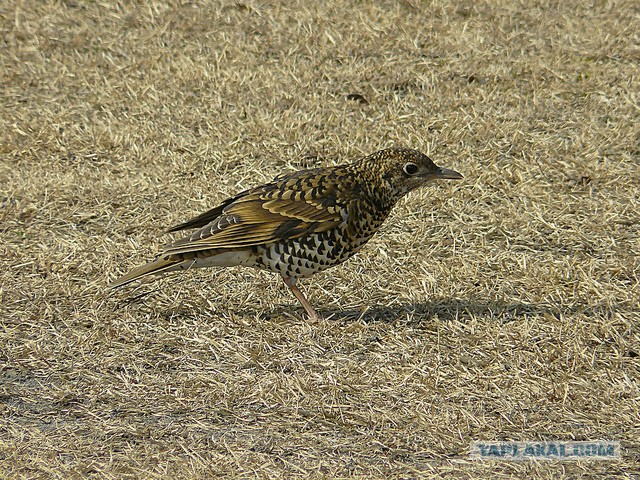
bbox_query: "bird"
[110,148,463,322]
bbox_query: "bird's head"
[367,148,463,197]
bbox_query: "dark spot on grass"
[346,93,368,104]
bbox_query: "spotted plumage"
[110,148,463,321]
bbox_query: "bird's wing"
[166,167,333,233]
[163,170,349,255]
[166,191,247,232]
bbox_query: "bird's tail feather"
[109,256,185,288]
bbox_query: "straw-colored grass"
[1,0,639,478]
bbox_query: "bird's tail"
[109,255,186,288]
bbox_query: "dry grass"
[1,0,639,478]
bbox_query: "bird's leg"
[282,276,320,323]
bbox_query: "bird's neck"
[350,160,397,215]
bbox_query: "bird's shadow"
[324,300,532,324]
[222,297,626,325]
[124,287,628,325]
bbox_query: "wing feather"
[162,169,352,256]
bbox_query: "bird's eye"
[403,162,419,175]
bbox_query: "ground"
[1,0,639,478]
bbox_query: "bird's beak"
[435,167,463,180]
